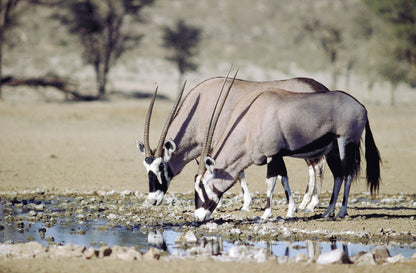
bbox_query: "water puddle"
[0,210,414,259]
[1,194,415,260]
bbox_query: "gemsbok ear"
[136,140,146,155]
[163,139,176,161]
[204,156,216,174]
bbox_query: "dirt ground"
[1,97,416,272]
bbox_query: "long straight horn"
[198,69,238,175]
[144,87,158,157]
[154,81,186,158]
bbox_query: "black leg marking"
[266,197,271,209]
[267,155,287,178]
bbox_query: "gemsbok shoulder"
[136,72,329,213]
[194,87,381,221]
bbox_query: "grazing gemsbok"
[136,74,329,212]
[194,87,381,221]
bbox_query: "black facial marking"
[165,141,173,150]
[195,189,203,209]
[199,181,210,204]
[145,157,155,165]
[197,181,220,212]
[204,199,218,213]
[148,169,169,194]
[148,172,158,192]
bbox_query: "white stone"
[386,253,407,264]
[316,249,350,265]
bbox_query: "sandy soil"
[1,97,416,272]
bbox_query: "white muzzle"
[148,190,164,205]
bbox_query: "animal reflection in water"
[146,228,354,260]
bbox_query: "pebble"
[83,247,99,259]
[99,246,112,258]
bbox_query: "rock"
[112,246,142,261]
[316,249,351,265]
[386,253,406,264]
[370,245,390,264]
[7,242,47,259]
[182,230,198,243]
[355,252,377,265]
[48,244,85,258]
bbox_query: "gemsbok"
[136,73,329,213]
[194,86,381,221]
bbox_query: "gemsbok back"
[136,73,329,213]
[194,87,381,221]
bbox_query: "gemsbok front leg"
[239,171,252,211]
[261,156,296,219]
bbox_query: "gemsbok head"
[136,84,185,205]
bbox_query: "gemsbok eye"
[158,163,164,172]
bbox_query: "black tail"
[365,119,381,196]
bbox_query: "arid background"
[1,0,416,272]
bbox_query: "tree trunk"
[94,62,107,99]
[98,70,107,98]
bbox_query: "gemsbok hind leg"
[305,158,325,212]
[239,171,252,211]
[261,156,296,219]
[321,144,344,218]
[299,158,325,212]
[337,142,361,218]
[298,159,317,211]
